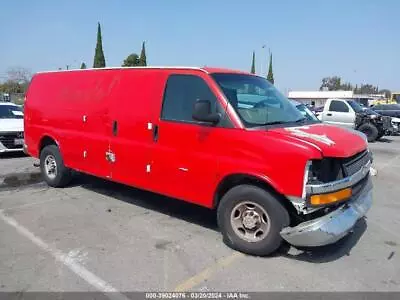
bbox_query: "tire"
[358,123,379,142]
[40,145,72,187]
[217,185,290,256]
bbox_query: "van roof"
[36,66,251,75]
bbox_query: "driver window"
[161,74,231,127]
[161,75,218,122]
[329,100,349,112]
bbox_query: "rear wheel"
[40,145,72,187]
[358,123,379,142]
[217,185,290,256]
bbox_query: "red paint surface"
[24,67,367,208]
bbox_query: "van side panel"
[109,70,167,189]
[25,70,121,178]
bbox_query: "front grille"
[0,132,24,149]
[342,150,370,177]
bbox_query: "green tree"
[80,62,87,69]
[122,53,140,67]
[0,80,24,94]
[267,53,274,84]
[320,76,342,91]
[250,51,255,74]
[139,41,147,66]
[93,22,106,68]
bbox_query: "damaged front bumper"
[280,176,372,247]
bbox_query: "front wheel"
[217,185,290,256]
[40,145,72,187]
[358,123,379,142]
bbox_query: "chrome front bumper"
[0,142,24,153]
[280,176,372,247]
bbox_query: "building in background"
[288,91,385,107]
[287,91,354,107]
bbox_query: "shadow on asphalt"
[280,218,367,263]
[0,152,27,159]
[0,172,42,188]
[376,137,393,143]
[74,173,219,231]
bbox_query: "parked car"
[0,102,24,153]
[371,104,400,118]
[24,67,372,256]
[390,117,400,134]
[362,107,399,136]
[319,98,391,142]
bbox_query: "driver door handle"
[327,113,332,116]
[153,125,159,142]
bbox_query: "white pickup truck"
[318,98,391,142]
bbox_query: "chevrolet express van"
[24,67,372,256]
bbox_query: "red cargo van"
[24,67,372,255]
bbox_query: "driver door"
[149,73,230,205]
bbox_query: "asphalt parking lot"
[0,137,399,294]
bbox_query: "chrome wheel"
[44,155,57,180]
[230,201,271,243]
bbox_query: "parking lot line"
[173,251,244,292]
[0,210,130,300]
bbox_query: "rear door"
[323,100,355,128]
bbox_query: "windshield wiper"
[260,120,287,125]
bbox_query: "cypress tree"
[267,53,274,84]
[139,41,147,66]
[80,62,87,69]
[93,22,106,68]
[122,53,140,67]
[250,51,255,74]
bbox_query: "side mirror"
[192,100,221,124]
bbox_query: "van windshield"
[211,74,304,128]
[0,105,24,119]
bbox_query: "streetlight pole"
[260,45,266,76]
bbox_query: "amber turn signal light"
[310,188,352,206]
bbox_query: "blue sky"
[0,0,399,92]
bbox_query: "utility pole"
[260,45,266,76]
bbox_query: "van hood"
[0,119,24,132]
[269,123,367,157]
